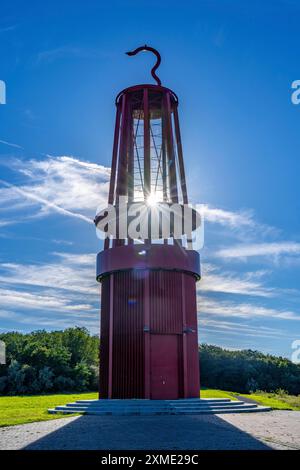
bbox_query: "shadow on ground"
[23,414,271,450]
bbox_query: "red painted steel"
[97,244,200,281]
[144,273,151,398]
[143,88,150,199]
[150,335,179,399]
[99,276,110,398]
[173,105,188,204]
[149,271,183,334]
[165,91,178,203]
[99,268,200,398]
[104,104,121,250]
[108,274,114,398]
[115,84,178,107]
[184,274,200,396]
[181,273,188,398]
[112,271,145,398]
[97,50,201,399]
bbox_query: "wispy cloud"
[216,241,300,259]
[0,179,93,224]
[0,25,17,34]
[0,309,99,332]
[199,317,289,339]
[201,204,255,228]
[0,288,95,313]
[0,251,100,332]
[0,139,23,149]
[0,220,15,228]
[36,46,107,64]
[198,296,300,321]
[201,204,277,240]
[200,263,273,297]
[0,252,98,297]
[0,155,110,226]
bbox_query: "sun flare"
[146,192,159,207]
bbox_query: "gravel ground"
[0,411,299,450]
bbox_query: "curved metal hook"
[126,45,162,86]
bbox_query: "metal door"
[150,334,179,399]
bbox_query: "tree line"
[199,344,300,395]
[0,328,299,395]
[0,328,99,394]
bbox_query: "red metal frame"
[97,244,200,281]
[97,49,201,399]
[144,274,151,399]
[108,274,114,398]
[181,273,188,398]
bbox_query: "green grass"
[0,392,98,427]
[202,388,300,410]
[200,388,237,400]
[240,392,300,411]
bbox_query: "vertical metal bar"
[127,98,134,245]
[115,94,128,247]
[144,273,150,398]
[104,103,121,250]
[165,92,178,203]
[143,88,151,199]
[161,97,168,202]
[181,273,188,398]
[173,104,188,204]
[161,94,168,244]
[143,88,151,242]
[98,291,102,399]
[108,274,114,399]
[120,95,129,197]
[127,100,134,202]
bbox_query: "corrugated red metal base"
[99,269,200,399]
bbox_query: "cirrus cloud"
[216,242,300,259]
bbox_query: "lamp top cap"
[125,45,162,86]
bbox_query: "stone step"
[48,404,271,415]
[64,400,244,409]
[48,397,271,415]
[73,399,233,407]
[53,405,258,413]
[171,402,256,409]
[55,406,169,412]
[76,398,232,404]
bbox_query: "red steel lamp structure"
[95,46,201,399]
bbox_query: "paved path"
[0,411,299,450]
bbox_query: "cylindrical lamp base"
[99,266,200,399]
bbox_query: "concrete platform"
[48,398,271,415]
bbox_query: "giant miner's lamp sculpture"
[95,46,201,399]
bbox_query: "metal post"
[144,88,151,241]
[161,98,168,202]
[143,88,151,199]
[181,273,188,398]
[144,273,150,398]
[104,104,121,250]
[115,94,128,247]
[127,98,134,245]
[173,104,188,204]
[108,274,114,398]
[165,91,178,203]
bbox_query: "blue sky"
[0,0,300,358]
